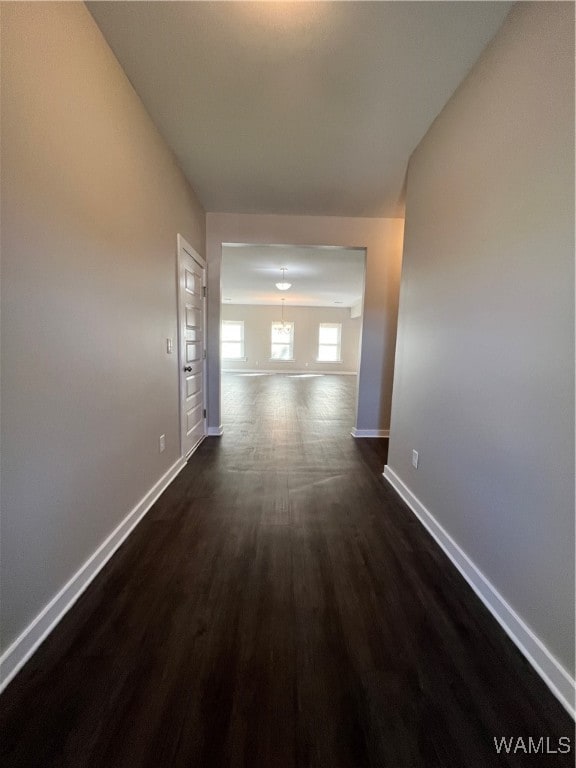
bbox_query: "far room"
[220,244,366,437]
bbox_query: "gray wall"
[387,2,574,674]
[221,304,361,373]
[1,3,205,650]
[206,214,404,432]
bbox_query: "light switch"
[166,338,173,354]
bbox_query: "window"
[221,320,245,360]
[318,323,342,362]
[271,322,294,360]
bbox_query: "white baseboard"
[0,457,186,694]
[351,428,390,438]
[222,369,357,376]
[382,465,575,719]
[207,425,224,436]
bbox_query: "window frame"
[270,321,295,361]
[317,322,342,363]
[221,320,246,361]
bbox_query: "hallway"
[0,374,572,767]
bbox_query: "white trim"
[318,321,342,362]
[0,457,186,694]
[177,233,206,268]
[222,357,247,363]
[222,369,358,376]
[221,319,245,361]
[177,234,207,460]
[184,433,206,459]
[382,465,576,719]
[207,425,224,436]
[351,428,390,438]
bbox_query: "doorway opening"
[219,244,366,436]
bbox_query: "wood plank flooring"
[0,373,573,767]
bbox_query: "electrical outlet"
[412,450,419,469]
[159,434,166,453]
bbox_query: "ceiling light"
[278,298,291,334]
[275,267,292,291]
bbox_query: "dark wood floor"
[0,373,573,767]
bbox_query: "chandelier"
[278,298,291,333]
[275,267,292,291]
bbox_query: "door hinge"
[202,286,207,298]
[202,349,207,359]
[203,408,207,418]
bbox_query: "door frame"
[176,233,207,459]
[205,216,405,436]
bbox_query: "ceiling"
[221,244,365,307]
[87,1,511,218]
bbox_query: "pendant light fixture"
[279,297,291,333]
[275,267,292,291]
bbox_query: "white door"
[177,234,206,458]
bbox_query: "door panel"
[186,307,201,328]
[178,236,206,458]
[185,373,201,398]
[185,269,199,293]
[186,403,203,432]
[186,341,201,363]
[186,391,203,411]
